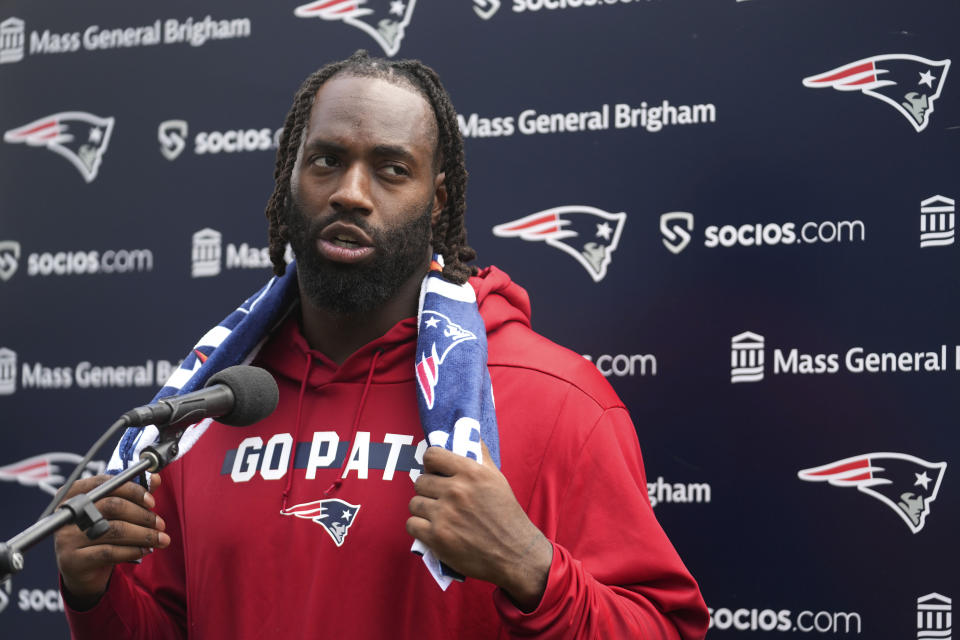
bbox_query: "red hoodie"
[64,266,708,639]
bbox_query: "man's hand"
[54,473,170,609]
[406,443,553,611]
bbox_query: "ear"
[431,171,447,226]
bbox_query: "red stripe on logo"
[807,458,869,476]
[812,61,875,84]
[504,213,558,232]
[18,120,57,137]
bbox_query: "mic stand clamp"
[0,435,181,582]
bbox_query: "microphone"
[121,365,279,430]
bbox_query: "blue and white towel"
[107,256,499,590]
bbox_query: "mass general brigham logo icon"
[0,17,25,64]
[919,195,955,248]
[0,348,16,395]
[192,228,222,278]
[730,331,764,383]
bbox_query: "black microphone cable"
[37,415,132,521]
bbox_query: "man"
[55,51,708,638]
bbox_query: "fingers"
[76,517,170,550]
[413,472,443,498]
[68,544,153,568]
[61,474,151,508]
[422,442,489,475]
[408,494,437,519]
[54,474,172,602]
[94,492,162,529]
[479,440,496,470]
[405,515,431,541]
[421,445,460,475]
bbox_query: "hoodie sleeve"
[63,465,188,639]
[492,406,709,639]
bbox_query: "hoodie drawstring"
[323,348,382,497]
[281,351,314,512]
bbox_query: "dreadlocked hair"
[265,50,477,284]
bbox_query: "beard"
[286,196,433,315]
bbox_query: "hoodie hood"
[470,265,532,336]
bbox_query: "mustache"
[290,202,376,241]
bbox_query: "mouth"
[316,221,375,263]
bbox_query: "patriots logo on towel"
[3,111,115,182]
[494,206,627,282]
[802,54,950,132]
[798,452,946,533]
[416,311,477,410]
[281,498,361,547]
[293,0,417,57]
[0,453,105,496]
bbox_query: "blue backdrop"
[1,0,957,637]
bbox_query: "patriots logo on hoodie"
[3,111,115,183]
[0,453,105,496]
[493,205,627,282]
[416,311,477,410]
[798,452,946,533]
[281,498,361,547]
[802,54,950,132]
[293,0,417,57]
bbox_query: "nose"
[329,163,373,215]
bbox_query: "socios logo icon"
[0,578,11,613]
[660,212,694,254]
[0,241,20,282]
[473,0,501,19]
[158,119,188,161]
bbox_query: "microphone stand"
[0,430,183,582]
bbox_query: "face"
[902,91,929,123]
[898,492,924,524]
[287,74,446,314]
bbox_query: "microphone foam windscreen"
[205,365,279,426]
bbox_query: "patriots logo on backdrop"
[802,54,950,132]
[0,453,106,496]
[293,0,417,57]
[3,111,115,182]
[493,205,627,282]
[281,498,360,546]
[416,311,477,410]
[798,452,946,533]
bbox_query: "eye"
[311,154,338,169]
[381,164,410,178]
